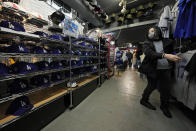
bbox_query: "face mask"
[148,32,155,39]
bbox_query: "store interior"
[0,0,196,131]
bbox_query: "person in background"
[126,49,133,68]
[132,50,137,69]
[135,47,143,69]
[139,26,181,118]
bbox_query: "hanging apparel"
[174,0,196,38]
[171,0,180,34]
[185,53,196,81]
[158,6,173,38]
[171,50,196,110]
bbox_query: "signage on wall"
[63,16,79,37]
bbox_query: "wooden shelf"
[69,75,99,91]
[0,85,68,126]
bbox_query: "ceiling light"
[127,0,138,5]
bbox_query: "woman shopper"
[139,26,181,118]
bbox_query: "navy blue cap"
[92,52,98,56]
[77,60,84,66]
[9,62,38,74]
[31,46,48,54]
[50,48,62,54]
[30,75,50,86]
[67,50,74,55]
[6,96,33,116]
[79,42,86,47]
[9,79,30,94]
[91,65,98,72]
[4,44,29,53]
[81,51,89,56]
[51,72,62,82]
[61,60,69,67]
[49,34,64,40]
[35,61,50,71]
[87,44,94,49]
[74,50,82,55]
[0,63,9,77]
[0,21,25,32]
[33,31,49,37]
[50,61,63,69]
[71,60,77,67]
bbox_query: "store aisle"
[42,69,196,131]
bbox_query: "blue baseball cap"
[31,46,48,54]
[50,61,63,69]
[30,75,50,86]
[50,48,63,54]
[74,50,82,55]
[0,63,9,77]
[51,72,62,82]
[33,31,49,37]
[61,60,69,67]
[9,79,30,94]
[9,62,38,74]
[77,60,84,66]
[35,61,50,71]
[79,42,86,47]
[49,34,64,40]
[67,50,75,55]
[87,44,94,49]
[81,51,89,56]
[6,96,33,116]
[91,65,98,72]
[4,44,29,53]
[0,21,25,32]
[71,60,77,67]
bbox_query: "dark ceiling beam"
[62,0,103,27]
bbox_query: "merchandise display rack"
[0,2,109,130]
[0,26,108,130]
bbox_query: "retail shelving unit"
[0,25,71,131]
[103,35,115,78]
[0,2,109,130]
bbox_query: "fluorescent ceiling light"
[127,0,138,5]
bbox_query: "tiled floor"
[42,69,196,131]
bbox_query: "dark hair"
[146,26,163,41]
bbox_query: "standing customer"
[139,26,181,118]
[126,49,133,68]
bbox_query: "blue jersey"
[174,0,196,38]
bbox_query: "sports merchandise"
[9,62,38,74]
[6,96,33,116]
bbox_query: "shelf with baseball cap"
[0,84,69,128]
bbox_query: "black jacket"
[138,39,174,78]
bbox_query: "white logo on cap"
[26,65,32,71]
[44,78,48,83]
[19,46,24,52]
[59,63,62,66]
[45,63,48,67]
[20,101,26,107]
[20,82,26,89]
[43,49,47,53]
[8,22,15,29]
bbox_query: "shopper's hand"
[164,54,181,62]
